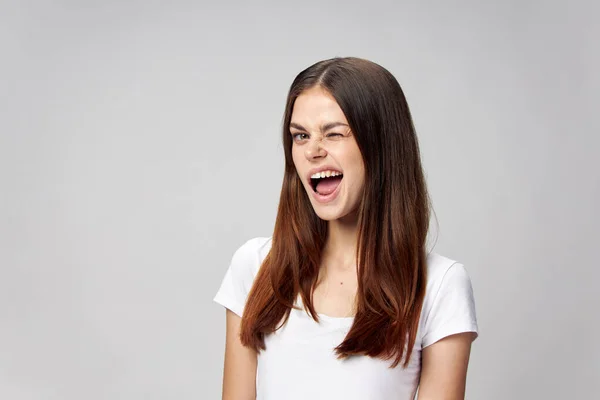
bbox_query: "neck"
[322,210,360,273]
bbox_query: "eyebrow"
[289,122,349,133]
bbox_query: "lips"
[302,166,345,206]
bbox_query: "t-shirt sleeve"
[213,238,261,318]
[421,262,479,348]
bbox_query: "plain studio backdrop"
[1,0,598,399]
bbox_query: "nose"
[305,137,326,160]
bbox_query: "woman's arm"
[417,332,476,400]
[221,309,257,400]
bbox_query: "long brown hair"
[240,57,431,368]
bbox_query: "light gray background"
[1,0,598,399]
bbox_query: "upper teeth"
[311,170,342,179]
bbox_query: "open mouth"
[310,174,344,196]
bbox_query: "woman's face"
[290,86,365,222]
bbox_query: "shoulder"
[213,236,272,317]
[419,251,478,347]
[229,236,272,280]
[232,236,272,264]
[422,251,475,311]
[423,251,467,295]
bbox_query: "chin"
[312,205,347,221]
[314,212,338,221]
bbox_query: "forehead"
[291,86,348,127]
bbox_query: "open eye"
[292,133,308,141]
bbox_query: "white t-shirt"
[213,237,479,400]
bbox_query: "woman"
[213,57,479,399]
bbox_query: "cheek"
[291,147,301,169]
[348,169,365,192]
[291,148,306,182]
[346,149,365,190]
